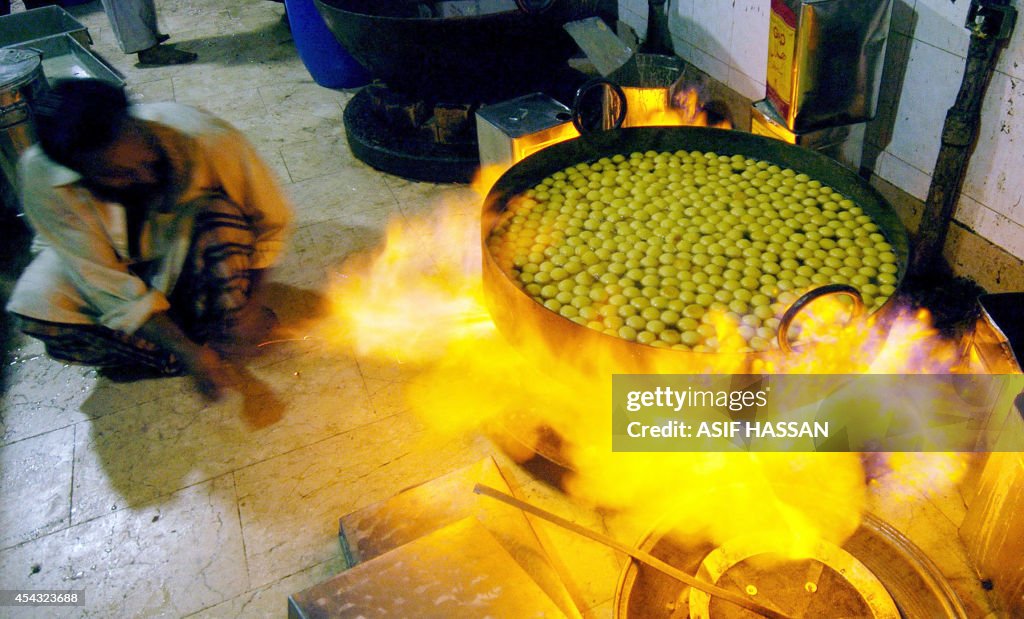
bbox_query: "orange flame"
[621,85,733,130]
[316,178,972,558]
[317,108,971,556]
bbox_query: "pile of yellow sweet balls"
[486,149,899,352]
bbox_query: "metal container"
[766,0,893,132]
[960,452,1024,618]
[967,292,1024,373]
[0,48,48,215]
[605,54,687,130]
[314,0,602,101]
[12,34,125,87]
[0,5,91,49]
[959,295,1024,615]
[751,99,866,171]
[571,54,690,133]
[475,92,579,176]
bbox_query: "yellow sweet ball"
[487,151,895,351]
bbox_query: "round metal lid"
[0,48,44,89]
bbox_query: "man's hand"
[181,344,236,400]
[138,312,236,400]
[210,269,280,355]
[223,304,279,349]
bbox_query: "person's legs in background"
[99,0,197,66]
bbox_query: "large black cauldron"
[314,0,607,102]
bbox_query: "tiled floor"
[0,1,1003,617]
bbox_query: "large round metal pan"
[480,126,911,372]
[314,0,602,101]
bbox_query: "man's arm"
[136,312,235,399]
[206,122,293,269]
[18,154,173,334]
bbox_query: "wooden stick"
[474,484,793,619]
[910,19,1013,274]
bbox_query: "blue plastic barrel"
[284,0,370,89]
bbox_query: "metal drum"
[1,48,49,214]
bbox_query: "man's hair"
[33,78,131,170]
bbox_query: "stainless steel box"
[765,0,893,132]
[751,99,866,171]
[475,93,579,176]
[12,34,125,87]
[0,5,92,49]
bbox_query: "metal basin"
[480,126,911,373]
[314,0,603,101]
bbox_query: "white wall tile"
[729,0,769,86]
[673,0,694,23]
[667,0,695,51]
[670,34,695,65]
[995,3,1024,81]
[882,37,963,176]
[618,0,648,37]
[875,150,933,201]
[956,194,1024,258]
[689,0,736,60]
[675,11,703,49]
[728,66,766,102]
[961,72,1024,223]
[687,43,732,87]
[619,0,647,18]
[912,0,972,58]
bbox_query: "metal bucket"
[1,48,48,214]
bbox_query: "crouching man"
[6,79,293,399]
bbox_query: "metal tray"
[13,34,124,88]
[0,5,91,49]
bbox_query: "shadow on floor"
[74,281,331,509]
[63,0,295,69]
[166,17,296,68]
